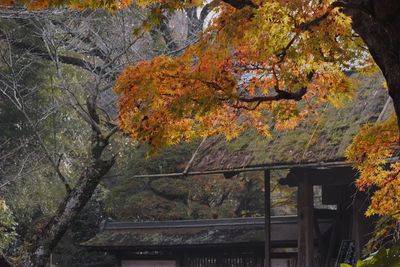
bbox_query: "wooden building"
[84,162,382,267]
[84,164,384,267]
[84,73,397,266]
[84,216,317,267]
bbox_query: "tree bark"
[27,159,114,267]
[346,0,400,126]
[19,98,115,267]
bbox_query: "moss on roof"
[83,226,264,248]
[82,216,333,249]
[191,73,389,171]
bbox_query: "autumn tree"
[116,0,400,226]
[0,4,210,266]
[47,0,400,226]
[1,0,400,262]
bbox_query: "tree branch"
[239,71,315,103]
[222,0,257,9]
[239,89,307,102]
[0,29,103,74]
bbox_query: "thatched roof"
[83,216,332,249]
[190,73,391,171]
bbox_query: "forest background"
[0,6,295,266]
[1,0,400,266]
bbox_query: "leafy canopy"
[1,0,399,220]
[0,1,367,147]
[346,114,400,219]
[114,0,364,149]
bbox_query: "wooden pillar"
[264,170,271,267]
[256,251,264,267]
[297,172,314,267]
[179,254,185,267]
[351,190,373,262]
[216,253,223,267]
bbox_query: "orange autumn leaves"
[115,0,360,150]
[2,0,399,219]
[114,0,400,219]
[115,52,245,149]
[346,115,400,218]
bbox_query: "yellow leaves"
[311,70,354,108]
[9,0,398,232]
[249,1,292,54]
[0,200,7,211]
[346,114,400,218]
[113,0,369,153]
[346,115,398,166]
[115,47,241,150]
[365,163,400,218]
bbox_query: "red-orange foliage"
[1,0,399,219]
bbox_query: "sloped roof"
[83,216,332,249]
[190,73,391,171]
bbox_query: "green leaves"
[341,243,400,267]
[0,200,17,253]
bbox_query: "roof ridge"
[103,215,305,230]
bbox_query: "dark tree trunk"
[347,0,400,126]
[20,98,115,267]
[27,159,114,267]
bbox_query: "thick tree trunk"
[19,98,115,267]
[27,158,114,267]
[348,0,400,126]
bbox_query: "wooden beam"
[298,173,314,267]
[264,170,271,267]
[279,167,357,187]
[126,157,400,179]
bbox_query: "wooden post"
[216,253,223,267]
[297,172,314,267]
[264,170,271,267]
